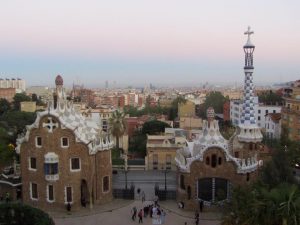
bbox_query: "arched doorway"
[81,179,89,207]
[197,178,230,203]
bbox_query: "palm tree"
[109,110,126,155]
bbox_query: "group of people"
[131,192,166,224]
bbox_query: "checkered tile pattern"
[241,72,256,125]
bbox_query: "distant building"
[146,128,186,171]
[179,116,202,139]
[0,78,25,93]
[230,96,281,129]
[265,113,281,139]
[223,101,230,122]
[178,100,195,118]
[282,80,300,141]
[20,101,36,112]
[0,88,16,102]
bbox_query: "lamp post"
[125,153,128,190]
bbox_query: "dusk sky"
[1,0,300,87]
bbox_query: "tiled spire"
[240,26,256,126]
[238,27,262,143]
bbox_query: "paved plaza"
[52,200,221,225]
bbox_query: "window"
[246,173,250,182]
[65,186,72,203]
[187,186,191,200]
[70,158,80,171]
[153,154,158,170]
[206,156,210,165]
[47,185,54,202]
[211,154,217,168]
[61,137,69,148]
[29,157,37,170]
[218,157,222,165]
[265,110,268,114]
[258,116,260,121]
[273,110,276,113]
[166,154,171,170]
[30,183,38,200]
[103,176,109,192]
[44,163,58,175]
[36,136,42,147]
[258,110,261,114]
[180,175,185,190]
[234,152,239,158]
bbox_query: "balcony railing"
[45,174,59,181]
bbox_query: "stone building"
[16,75,114,211]
[175,27,263,210]
[282,80,300,141]
[265,113,281,139]
[146,129,186,171]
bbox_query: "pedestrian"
[149,205,153,218]
[132,206,137,221]
[195,211,199,225]
[5,192,10,203]
[154,195,159,206]
[141,190,145,202]
[161,209,166,224]
[138,209,143,223]
[199,200,204,212]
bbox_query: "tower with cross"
[238,26,262,143]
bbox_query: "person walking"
[132,206,137,221]
[195,211,199,225]
[161,209,166,224]
[141,191,145,203]
[138,209,143,223]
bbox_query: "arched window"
[211,154,217,168]
[218,157,222,165]
[180,175,185,190]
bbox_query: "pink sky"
[0,0,300,86]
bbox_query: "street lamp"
[125,153,128,190]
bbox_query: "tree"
[258,90,283,105]
[198,91,228,118]
[0,111,36,137]
[0,98,11,115]
[128,130,147,156]
[142,120,171,135]
[109,110,126,154]
[13,93,31,110]
[0,203,55,225]
[260,148,296,188]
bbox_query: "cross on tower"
[244,26,254,40]
[43,117,58,133]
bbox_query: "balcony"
[45,174,59,181]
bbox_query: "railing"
[113,186,135,200]
[147,143,183,148]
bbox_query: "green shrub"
[0,203,55,225]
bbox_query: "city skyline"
[1,0,300,87]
